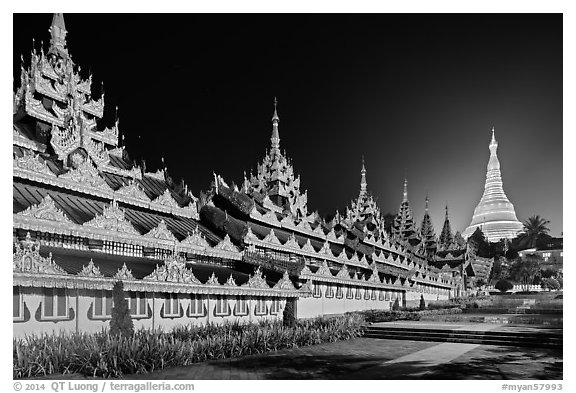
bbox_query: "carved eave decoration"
[181,227,211,251]
[315,260,333,277]
[206,272,221,286]
[331,265,346,279]
[13,234,67,275]
[214,234,238,253]
[243,267,270,289]
[14,150,55,177]
[152,189,180,210]
[114,263,135,280]
[319,241,332,256]
[263,229,281,245]
[262,210,281,226]
[274,271,296,290]
[83,201,140,235]
[144,219,178,244]
[243,227,259,244]
[59,157,113,192]
[224,274,237,287]
[301,239,316,253]
[114,180,150,206]
[17,194,72,223]
[182,199,199,219]
[144,256,201,284]
[24,87,65,127]
[78,259,104,278]
[284,233,300,249]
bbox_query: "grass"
[14,314,365,379]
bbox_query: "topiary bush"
[109,281,134,338]
[282,299,296,328]
[392,297,400,311]
[419,295,426,310]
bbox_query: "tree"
[495,279,513,293]
[110,281,134,338]
[517,215,551,249]
[508,257,541,291]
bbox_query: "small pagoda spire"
[402,178,408,202]
[424,194,429,213]
[359,156,367,196]
[489,126,498,150]
[48,13,69,58]
[271,97,280,151]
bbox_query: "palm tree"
[518,215,551,249]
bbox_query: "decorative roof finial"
[445,203,449,218]
[402,178,408,202]
[271,97,280,151]
[48,13,69,58]
[425,194,429,213]
[490,126,498,149]
[360,156,367,196]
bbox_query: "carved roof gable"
[181,227,211,249]
[214,234,238,252]
[206,272,221,286]
[336,264,350,279]
[284,233,300,249]
[114,263,135,280]
[84,200,139,234]
[152,188,180,209]
[115,180,150,202]
[144,255,201,284]
[315,260,333,277]
[13,233,67,275]
[59,156,112,191]
[224,274,237,287]
[243,267,270,289]
[78,259,103,278]
[17,194,71,223]
[274,271,296,290]
[144,219,178,242]
[263,229,281,245]
[301,239,316,253]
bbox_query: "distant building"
[463,128,523,242]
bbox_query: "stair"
[363,326,562,349]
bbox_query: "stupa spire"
[48,13,69,58]
[463,127,523,241]
[271,97,280,151]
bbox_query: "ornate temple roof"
[419,196,437,256]
[462,128,523,241]
[392,179,421,246]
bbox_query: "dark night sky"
[13,13,563,236]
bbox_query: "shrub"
[14,315,365,379]
[495,279,514,293]
[392,297,400,311]
[109,281,133,338]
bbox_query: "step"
[366,326,562,338]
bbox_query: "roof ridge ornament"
[271,97,280,151]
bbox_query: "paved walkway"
[122,323,562,380]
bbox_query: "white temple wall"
[14,286,286,338]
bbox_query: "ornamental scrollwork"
[83,200,139,235]
[144,219,178,242]
[78,259,104,278]
[14,150,56,177]
[114,263,135,280]
[242,267,270,289]
[144,255,201,284]
[274,271,295,290]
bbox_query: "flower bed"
[355,307,462,323]
[14,315,365,379]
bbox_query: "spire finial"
[425,194,429,212]
[271,97,280,151]
[445,203,449,218]
[360,157,367,195]
[403,178,408,202]
[489,126,498,151]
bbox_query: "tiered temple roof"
[13,14,304,297]
[391,180,420,246]
[202,105,455,292]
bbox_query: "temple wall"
[13,286,285,339]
